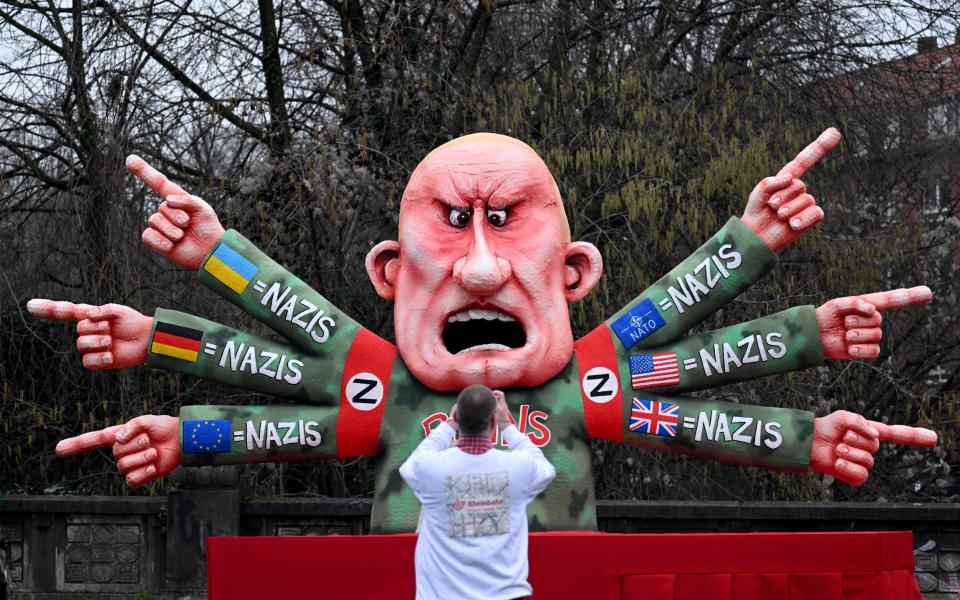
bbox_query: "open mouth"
[442,307,527,354]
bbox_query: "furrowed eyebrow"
[487,196,525,211]
[433,196,471,210]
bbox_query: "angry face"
[366,133,603,392]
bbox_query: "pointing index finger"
[859,286,933,312]
[126,155,188,199]
[26,299,93,322]
[777,127,842,178]
[56,425,124,457]
[870,421,938,447]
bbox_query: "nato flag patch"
[611,298,667,350]
[182,420,231,454]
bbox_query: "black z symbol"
[586,373,613,398]
[350,377,379,404]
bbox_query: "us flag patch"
[629,353,680,389]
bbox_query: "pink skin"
[25,300,152,369]
[816,286,933,359]
[366,133,604,391]
[811,411,937,486]
[741,128,841,252]
[30,136,938,488]
[54,415,180,488]
[126,155,225,270]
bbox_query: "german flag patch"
[151,322,203,362]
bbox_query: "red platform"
[208,531,922,599]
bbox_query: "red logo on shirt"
[421,404,552,447]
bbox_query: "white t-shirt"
[399,422,556,600]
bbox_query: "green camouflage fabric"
[631,306,825,395]
[606,216,777,348]
[146,218,818,533]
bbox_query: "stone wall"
[1,469,958,599]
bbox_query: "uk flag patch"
[628,399,680,437]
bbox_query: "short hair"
[456,384,496,436]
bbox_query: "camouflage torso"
[375,358,593,533]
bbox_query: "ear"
[365,240,401,300]
[564,241,603,302]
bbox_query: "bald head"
[400,133,569,240]
[456,384,496,436]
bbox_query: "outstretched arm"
[54,402,357,488]
[617,286,931,394]
[128,156,366,357]
[587,391,935,482]
[602,129,841,352]
[27,299,342,404]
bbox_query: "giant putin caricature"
[30,130,938,533]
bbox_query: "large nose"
[453,215,512,296]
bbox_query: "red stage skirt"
[208,531,922,599]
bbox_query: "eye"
[448,207,471,228]
[487,208,507,227]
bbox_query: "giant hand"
[55,415,181,488]
[810,410,937,486]
[741,128,841,252]
[127,155,224,270]
[26,300,152,369]
[816,286,933,359]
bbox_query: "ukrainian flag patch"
[204,243,258,294]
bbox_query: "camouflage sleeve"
[178,404,339,466]
[620,395,813,473]
[196,229,362,355]
[146,308,340,404]
[604,217,776,352]
[624,306,824,394]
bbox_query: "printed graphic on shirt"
[445,472,510,538]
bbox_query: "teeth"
[446,309,516,323]
[456,344,511,354]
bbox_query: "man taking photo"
[399,385,556,600]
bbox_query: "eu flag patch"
[204,242,258,294]
[611,298,667,350]
[182,420,231,454]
